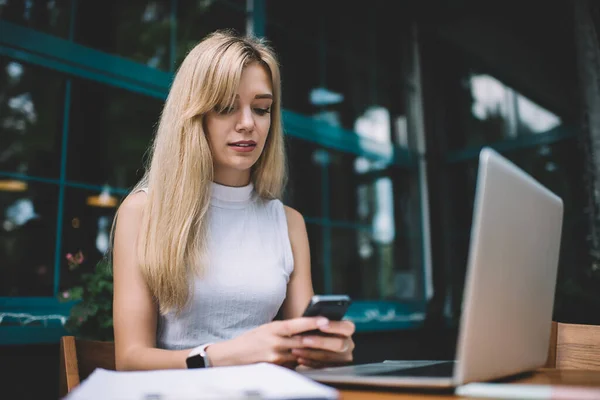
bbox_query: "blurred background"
[2,0,600,398]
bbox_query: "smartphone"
[302,294,352,321]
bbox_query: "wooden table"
[338,369,600,399]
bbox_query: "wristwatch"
[186,343,213,368]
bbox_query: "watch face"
[186,354,206,369]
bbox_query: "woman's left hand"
[292,320,355,368]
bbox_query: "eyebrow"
[232,93,273,101]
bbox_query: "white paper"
[65,363,339,400]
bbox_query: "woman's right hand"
[206,317,330,367]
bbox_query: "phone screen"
[302,295,351,321]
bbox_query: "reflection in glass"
[284,137,323,218]
[265,26,320,116]
[266,0,410,146]
[67,79,162,189]
[327,150,356,221]
[470,74,561,137]
[0,57,64,178]
[75,0,171,70]
[0,0,71,38]
[0,182,57,296]
[60,187,120,292]
[330,224,420,301]
[355,106,393,144]
[305,223,324,294]
[330,168,422,301]
[176,0,246,68]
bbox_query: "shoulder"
[117,191,148,224]
[113,191,148,252]
[283,205,306,234]
[121,190,147,212]
[260,199,306,234]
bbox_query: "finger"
[300,335,354,353]
[269,350,300,365]
[274,335,305,351]
[292,348,352,363]
[274,317,329,337]
[318,320,355,337]
[297,357,325,369]
[281,360,299,370]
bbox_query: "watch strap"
[186,342,213,368]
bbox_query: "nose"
[235,107,255,133]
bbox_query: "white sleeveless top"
[140,183,294,350]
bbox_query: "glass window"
[266,27,320,116]
[330,226,377,298]
[286,133,423,301]
[67,79,163,189]
[0,57,65,178]
[505,140,588,288]
[0,0,72,38]
[326,165,423,300]
[328,150,358,221]
[265,1,322,116]
[468,73,561,142]
[176,0,247,68]
[284,137,323,218]
[330,222,424,301]
[322,48,406,139]
[74,0,172,70]
[266,0,410,144]
[440,62,563,150]
[442,159,477,316]
[305,222,324,294]
[0,181,58,296]
[265,0,320,43]
[59,187,118,292]
[348,167,423,299]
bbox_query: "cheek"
[258,120,271,143]
[205,119,227,146]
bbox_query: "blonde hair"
[124,30,286,314]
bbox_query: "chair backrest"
[546,321,600,370]
[59,336,116,398]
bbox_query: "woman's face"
[204,62,273,186]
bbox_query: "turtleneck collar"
[210,181,254,209]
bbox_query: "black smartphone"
[302,294,352,321]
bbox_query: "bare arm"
[112,192,191,370]
[279,206,356,368]
[280,206,314,319]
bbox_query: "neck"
[213,168,251,187]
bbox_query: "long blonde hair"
[125,30,286,315]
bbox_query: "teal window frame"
[445,124,577,165]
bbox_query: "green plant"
[58,251,114,341]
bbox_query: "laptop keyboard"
[358,361,455,378]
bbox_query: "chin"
[226,159,259,172]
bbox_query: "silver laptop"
[301,147,564,388]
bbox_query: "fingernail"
[303,337,314,345]
[317,317,329,327]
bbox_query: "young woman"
[112,30,355,371]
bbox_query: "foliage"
[58,251,114,341]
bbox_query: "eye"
[254,107,271,116]
[215,105,236,115]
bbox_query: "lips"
[228,140,257,153]
[228,140,256,148]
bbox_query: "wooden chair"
[59,336,116,398]
[546,321,600,370]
